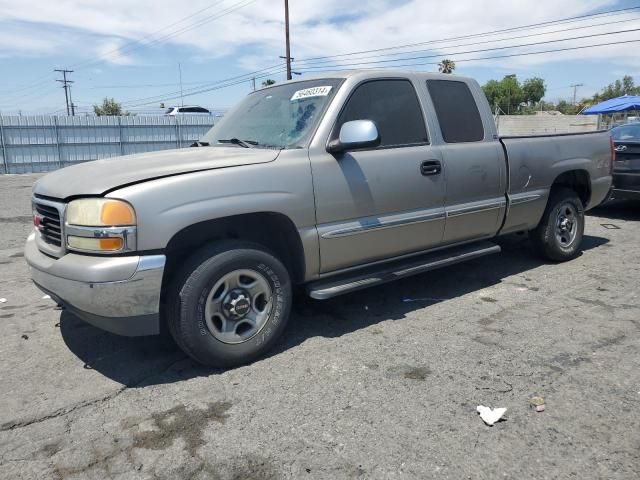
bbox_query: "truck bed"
[498,130,612,234]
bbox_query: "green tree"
[482,74,524,114]
[93,98,127,116]
[594,75,640,102]
[261,79,276,87]
[522,77,546,105]
[555,100,581,115]
[438,59,456,74]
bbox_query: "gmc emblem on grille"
[33,213,45,231]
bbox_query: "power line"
[295,38,640,73]
[294,5,640,64]
[120,63,286,106]
[125,69,287,107]
[116,10,640,107]
[126,36,640,108]
[294,15,640,67]
[0,0,257,103]
[80,8,636,103]
[4,5,640,112]
[294,27,640,71]
[111,28,640,107]
[124,69,287,107]
[70,0,256,71]
[90,80,220,89]
[2,1,228,97]
[120,65,285,106]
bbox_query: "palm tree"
[438,59,456,74]
[261,79,276,87]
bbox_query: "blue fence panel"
[0,115,215,174]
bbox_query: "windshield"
[202,79,343,149]
[611,123,640,141]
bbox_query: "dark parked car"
[610,123,640,200]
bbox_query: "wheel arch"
[162,212,307,290]
[550,169,591,208]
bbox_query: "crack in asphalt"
[0,356,185,433]
[0,387,127,433]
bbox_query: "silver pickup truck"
[26,71,613,367]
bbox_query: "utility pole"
[54,69,74,116]
[284,0,292,80]
[251,77,256,91]
[178,63,184,107]
[69,93,75,117]
[570,83,584,105]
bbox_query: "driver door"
[309,79,447,273]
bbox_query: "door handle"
[420,160,442,176]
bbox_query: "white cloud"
[96,39,134,65]
[0,0,636,72]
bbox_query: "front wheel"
[529,187,585,262]
[167,242,292,368]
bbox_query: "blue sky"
[0,0,639,115]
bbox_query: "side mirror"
[327,120,380,154]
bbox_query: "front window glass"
[336,79,428,148]
[202,79,343,149]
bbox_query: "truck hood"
[33,146,280,199]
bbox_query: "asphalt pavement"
[0,173,638,479]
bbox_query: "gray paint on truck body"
[31,70,612,286]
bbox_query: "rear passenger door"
[426,80,506,244]
[310,79,446,273]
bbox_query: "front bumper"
[25,233,165,336]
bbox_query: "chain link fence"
[0,115,215,174]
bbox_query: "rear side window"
[336,79,428,148]
[427,80,484,143]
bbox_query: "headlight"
[65,198,136,253]
[66,199,135,226]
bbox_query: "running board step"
[308,241,501,300]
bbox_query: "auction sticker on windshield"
[291,86,333,101]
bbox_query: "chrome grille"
[34,202,62,247]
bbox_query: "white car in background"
[165,106,212,116]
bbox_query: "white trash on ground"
[0,298,6,303]
[42,295,51,300]
[477,405,507,426]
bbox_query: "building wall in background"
[496,114,599,136]
[0,115,215,174]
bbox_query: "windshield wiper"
[190,141,210,147]
[217,138,258,148]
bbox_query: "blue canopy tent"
[582,95,640,129]
[582,95,640,115]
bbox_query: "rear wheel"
[530,187,585,261]
[166,241,292,367]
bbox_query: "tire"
[166,241,292,368]
[529,187,585,262]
